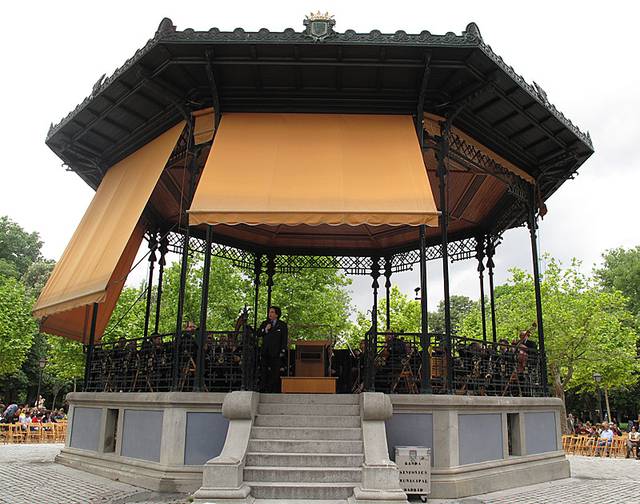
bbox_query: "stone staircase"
[245,393,363,503]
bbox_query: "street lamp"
[36,357,48,409]
[593,372,604,422]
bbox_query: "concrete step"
[254,414,361,428]
[260,393,359,405]
[245,466,362,483]
[249,481,355,500]
[258,403,360,416]
[248,439,363,454]
[245,452,363,468]
[254,500,346,504]
[251,426,362,440]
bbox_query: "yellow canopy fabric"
[33,121,185,339]
[38,223,144,342]
[188,113,439,227]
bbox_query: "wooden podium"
[281,339,336,394]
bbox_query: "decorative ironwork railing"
[85,328,544,397]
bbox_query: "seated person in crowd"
[627,426,640,459]
[595,421,614,456]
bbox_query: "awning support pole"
[83,302,99,391]
[437,121,454,394]
[384,256,392,331]
[486,238,498,344]
[527,189,549,395]
[365,258,380,391]
[266,255,276,318]
[154,236,168,334]
[419,225,432,394]
[143,233,157,339]
[476,236,487,343]
[195,225,213,392]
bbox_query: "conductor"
[258,306,288,393]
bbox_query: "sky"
[0,0,638,315]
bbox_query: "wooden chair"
[10,424,27,444]
[575,435,591,455]
[0,424,11,444]
[55,422,67,443]
[41,423,57,443]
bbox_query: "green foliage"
[0,215,43,277]
[459,257,640,394]
[46,335,85,382]
[265,267,353,342]
[429,295,476,334]
[595,246,640,317]
[0,276,37,375]
[21,260,55,298]
[102,286,148,342]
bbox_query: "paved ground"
[0,445,639,503]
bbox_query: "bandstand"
[33,15,593,502]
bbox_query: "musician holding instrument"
[258,306,288,393]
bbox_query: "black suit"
[259,319,288,392]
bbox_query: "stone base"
[349,486,409,503]
[429,452,570,499]
[192,483,254,503]
[56,447,203,493]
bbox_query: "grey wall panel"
[69,407,102,452]
[525,411,558,455]
[184,412,229,465]
[385,413,433,461]
[121,409,163,462]
[458,413,503,465]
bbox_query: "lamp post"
[593,372,603,422]
[36,357,48,408]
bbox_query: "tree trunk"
[604,386,612,422]
[551,364,569,434]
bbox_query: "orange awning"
[188,113,439,227]
[33,121,185,341]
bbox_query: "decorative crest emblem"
[304,11,336,42]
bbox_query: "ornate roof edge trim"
[47,18,592,153]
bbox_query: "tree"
[0,276,37,375]
[429,295,476,334]
[258,266,354,343]
[21,260,55,298]
[459,257,639,430]
[595,246,640,318]
[0,215,43,278]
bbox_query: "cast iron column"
[366,258,380,391]
[419,225,432,393]
[437,123,453,393]
[172,230,190,390]
[384,256,392,331]
[253,254,262,332]
[485,238,498,344]
[83,303,99,390]
[476,236,487,343]
[195,225,213,391]
[265,255,276,317]
[143,233,157,339]
[527,192,549,395]
[154,236,168,335]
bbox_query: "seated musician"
[258,306,288,393]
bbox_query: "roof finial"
[155,17,176,38]
[463,22,482,42]
[304,11,336,42]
